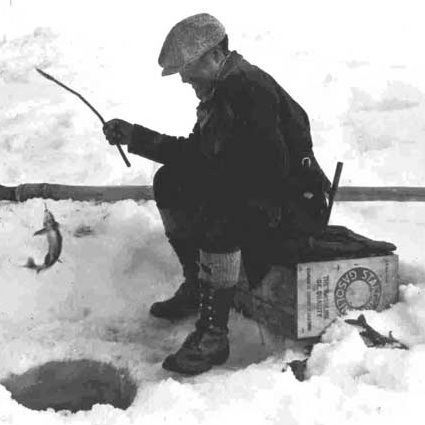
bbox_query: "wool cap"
[159,13,226,76]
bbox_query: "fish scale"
[24,204,63,273]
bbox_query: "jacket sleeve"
[128,124,201,165]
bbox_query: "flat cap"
[159,13,226,76]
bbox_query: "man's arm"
[128,124,198,164]
[103,119,201,165]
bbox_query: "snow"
[1,0,425,424]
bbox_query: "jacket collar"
[215,50,243,83]
[199,51,243,103]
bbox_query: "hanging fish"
[24,204,63,273]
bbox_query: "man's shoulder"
[229,53,309,118]
[217,52,283,105]
[222,52,277,87]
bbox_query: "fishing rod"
[35,68,131,168]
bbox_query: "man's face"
[179,50,222,100]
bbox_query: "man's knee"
[153,165,200,209]
[154,166,201,240]
[153,166,178,208]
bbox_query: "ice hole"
[1,359,137,413]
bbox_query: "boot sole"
[162,356,212,375]
[162,347,229,375]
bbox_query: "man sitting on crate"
[103,13,331,375]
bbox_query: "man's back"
[206,51,330,200]
[217,51,316,169]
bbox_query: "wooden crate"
[234,254,399,339]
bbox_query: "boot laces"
[184,286,229,350]
[198,290,215,331]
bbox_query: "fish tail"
[23,257,44,273]
[357,314,367,326]
[24,257,37,269]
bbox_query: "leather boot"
[150,238,200,320]
[162,250,240,375]
[162,284,235,374]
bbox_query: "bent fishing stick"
[35,68,131,167]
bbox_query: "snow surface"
[1,0,425,424]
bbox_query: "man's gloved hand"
[103,119,134,145]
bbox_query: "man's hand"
[103,119,134,145]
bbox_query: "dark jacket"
[129,51,330,235]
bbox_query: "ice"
[0,198,424,424]
[1,0,425,423]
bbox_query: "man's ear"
[212,46,224,63]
